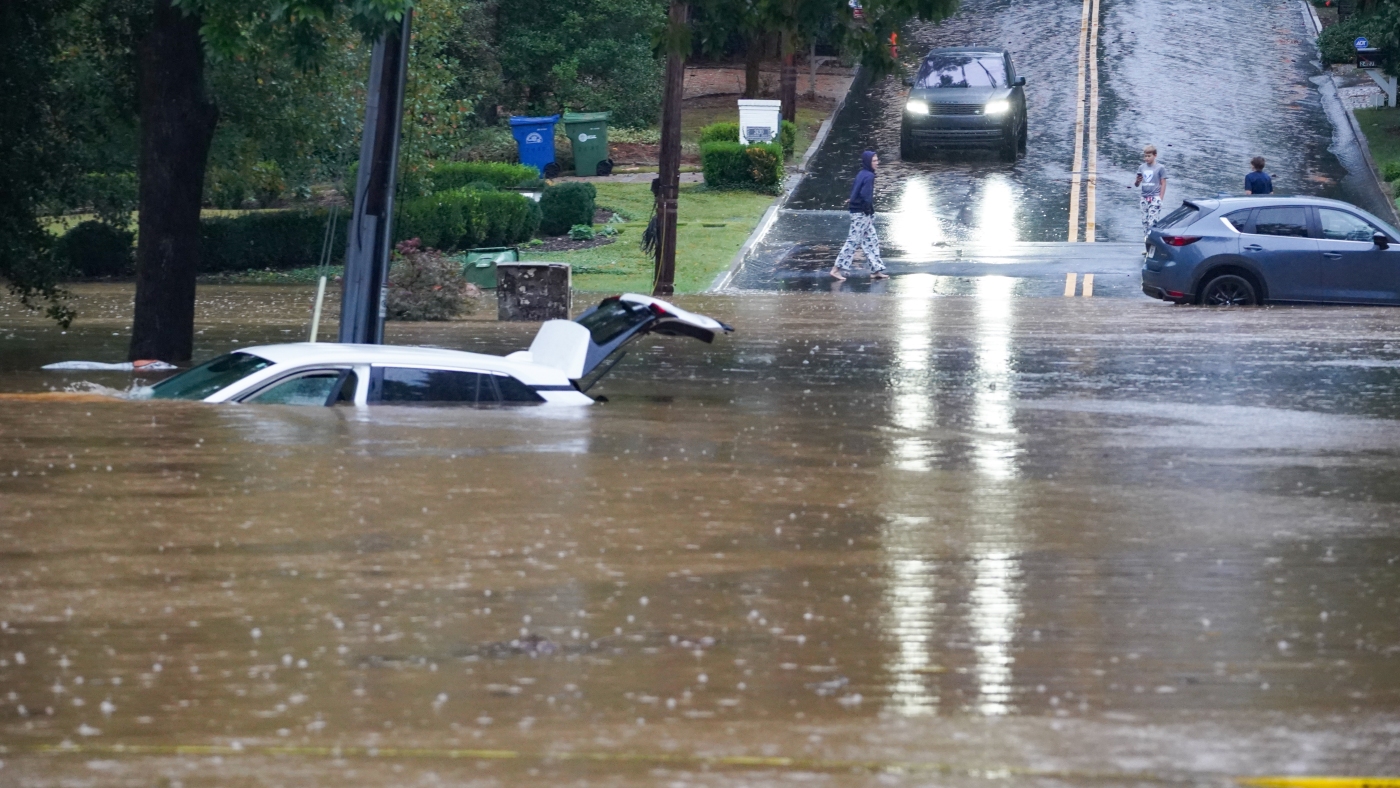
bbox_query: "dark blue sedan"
[1141,196,1400,306]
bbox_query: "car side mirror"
[1014,76,1027,87]
[1374,231,1390,249]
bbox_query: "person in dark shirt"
[1245,156,1273,195]
[830,150,889,281]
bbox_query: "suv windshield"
[149,352,274,400]
[916,55,1006,88]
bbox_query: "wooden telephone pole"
[653,0,688,296]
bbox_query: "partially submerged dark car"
[901,47,1028,160]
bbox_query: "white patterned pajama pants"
[1140,194,1162,235]
[834,213,886,272]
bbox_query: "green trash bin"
[562,111,612,177]
[461,246,519,289]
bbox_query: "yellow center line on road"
[1084,0,1101,242]
[1067,0,1091,242]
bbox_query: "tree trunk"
[780,32,798,124]
[128,0,218,363]
[654,1,687,297]
[744,34,763,98]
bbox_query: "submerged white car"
[145,294,732,407]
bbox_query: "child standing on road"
[1245,156,1273,194]
[830,150,889,281]
[1133,145,1168,236]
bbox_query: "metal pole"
[338,12,412,344]
[653,1,687,297]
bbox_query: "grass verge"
[1353,107,1400,212]
[530,182,774,293]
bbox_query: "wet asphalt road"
[736,0,1389,291]
[2,285,1399,785]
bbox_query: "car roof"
[1186,195,1400,236]
[923,47,1007,57]
[234,343,552,378]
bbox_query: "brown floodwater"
[1,283,1398,786]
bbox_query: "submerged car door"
[1240,205,1317,301]
[1313,207,1400,304]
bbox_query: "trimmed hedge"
[395,188,540,250]
[539,182,596,235]
[427,161,541,193]
[699,122,740,145]
[200,210,345,273]
[698,120,798,158]
[700,141,784,190]
[55,221,134,278]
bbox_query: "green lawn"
[1354,107,1400,188]
[529,182,774,293]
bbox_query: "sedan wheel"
[1199,274,1259,306]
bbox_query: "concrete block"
[497,263,571,321]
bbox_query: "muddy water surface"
[2,284,1399,786]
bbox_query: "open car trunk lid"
[512,294,733,390]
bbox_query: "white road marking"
[1085,0,1101,242]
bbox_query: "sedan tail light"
[1161,235,1201,247]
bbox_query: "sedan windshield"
[149,352,274,400]
[916,55,1006,88]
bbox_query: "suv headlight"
[905,99,929,115]
[984,99,1011,115]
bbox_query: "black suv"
[900,48,1028,160]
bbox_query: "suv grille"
[928,104,984,115]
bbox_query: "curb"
[707,68,864,292]
[1302,0,1400,226]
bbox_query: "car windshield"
[916,55,1006,88]
[149,352,274,400]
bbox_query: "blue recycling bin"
[509,114,561,179]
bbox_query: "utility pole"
[339,12,412,344]
[653,0,688,296]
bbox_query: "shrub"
[428,161,540,193]
[396,190,483,251]
[466,181,498,192]
[699,122,739,144]
[780,120,797,159]
[200,210,346,273]
[700,120,793,156]
[1383,160,1400,182]
[248,161,286,207]
[701,141,783,190]
[55,221,134,278]
[568,224,595,240]
[385,239,473,321]
[477,191,542,246]
[539,182,596,235]
[206,166,252,209]
[457,125,519,163]
[395,188,539,250]
[1319,15,1386,64]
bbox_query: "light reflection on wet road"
[2,285,1399,784]
[750,0,1386,290]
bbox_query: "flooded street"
[3,284,1400,785]
[746,0,1389,289]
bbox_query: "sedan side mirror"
[1014,76,1027,87]
[1374,231,1390,249]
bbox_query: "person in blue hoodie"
[830,150,889,281]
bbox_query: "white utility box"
[737,99,782,146]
